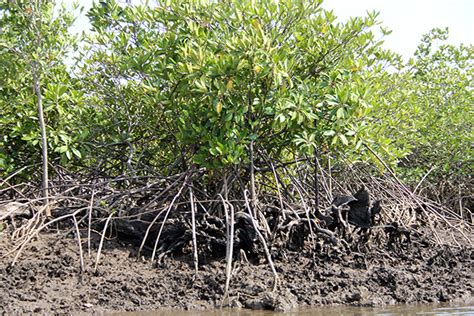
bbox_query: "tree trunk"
[32,61,50,217]
[313,146,322,219]
[249,140,257,215]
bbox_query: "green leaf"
[336,107,345,119]
[72,148,82,159]
[339,134,349,146]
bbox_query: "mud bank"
[0,231,472,314]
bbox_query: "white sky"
[324,0,474,58]
[70,0,474,59]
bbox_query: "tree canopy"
[1,0,472,211]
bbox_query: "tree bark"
[32,61,50,217]
[313,146,320,215]
[249,140,257,215]
[29,0,50,217]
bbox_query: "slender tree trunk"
[312,147,334,226]
[313,146,320,215]
[29,0,50,217]
[249,140,257,215]
[32,61,50,217]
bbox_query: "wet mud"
[0,230,472,314]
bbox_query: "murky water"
[111,304,474,316]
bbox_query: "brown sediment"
[0,228,472,314]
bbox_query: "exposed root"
[221,194,235,307]
[0,156,471,300]
[94,212,114,273]
[244,190,279,291]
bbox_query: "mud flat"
[0,229,472,314]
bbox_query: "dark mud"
[0,230,472,314]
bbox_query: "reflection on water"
[111,304,474,316]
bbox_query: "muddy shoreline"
[0,230,472,314]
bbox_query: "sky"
[323,0,474,58]
[70,0,474,59]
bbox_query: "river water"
[112,304,474,316]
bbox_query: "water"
[111,304,474,316]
